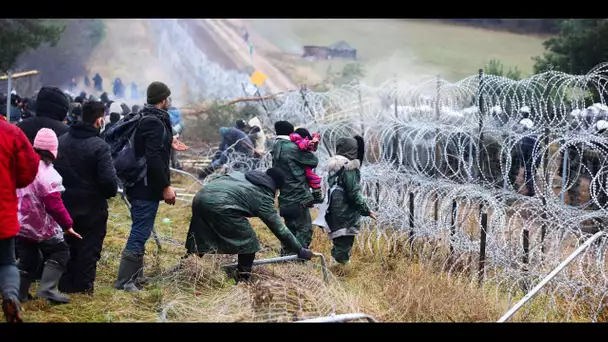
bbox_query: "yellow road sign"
[250,71,267,87]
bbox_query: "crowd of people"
[0,79,376,323]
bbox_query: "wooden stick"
[0,70,40,81]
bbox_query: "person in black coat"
[93,73,103,92]
[54,101,118,295]
[115,81,177,292]
[17,86,69,145]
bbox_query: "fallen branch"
[0,70,40,80]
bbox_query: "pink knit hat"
[33,128,59,159]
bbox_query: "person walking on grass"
[0,119,39,323]
[271,121,319,254]
[16,129,82,305]
[114,81,179,292]
[54,101,118,295]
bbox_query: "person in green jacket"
[271,121,320,254]
[184,167,314,282]
[325,136,375,264]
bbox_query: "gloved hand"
[312,188,324,204]
[298,248,314,260]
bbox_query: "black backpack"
[104,112,148,188]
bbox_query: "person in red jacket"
[0,119,40,323]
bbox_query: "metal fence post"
[478,210,488,286]
[522,227,530,292]
[450,200,457,263]
[6,70,12,118]
[409,192,415,245]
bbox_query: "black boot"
[18,271,34,303]
[114,250,143,292]
[36,260,70,305]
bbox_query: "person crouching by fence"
[184,168,314,282]
[320,136,375,265]
[16,129,83,305]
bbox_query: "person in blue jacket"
[168,106,183,169]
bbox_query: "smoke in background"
[150,19,254,107]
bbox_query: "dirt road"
[200,19,297,93]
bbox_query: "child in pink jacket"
[16,128,81,305]
[289,128,323,204]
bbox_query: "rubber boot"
[36,260,70,305]
[236,264,252,283]
[18,270,34,303]
[114,250,143,292]
[2,296,23,323]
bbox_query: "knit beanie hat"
[147,81,171,105]
[33,128,59,159]
[274,121,294,136]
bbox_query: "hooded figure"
[247,117,266,153]
[99,92,111,105]
[184,168,313,282]
[92,73,103,92]
[113,78,124,98]
[270,120,319,253]
[17,86,70,145]
[320,136,372,264]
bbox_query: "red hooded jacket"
[0,120,39,239]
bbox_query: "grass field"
[245,19,548,85]
[8,173,589,323]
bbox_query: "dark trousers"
[0,238,19,300]
[59,208,108,294]
[237,253,255,279]
[16,237,70,277]
[331,236,356,264]
[280,207,313,255]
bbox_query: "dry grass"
[245,19,547,85]
[9,173,596,323]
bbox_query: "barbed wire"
[180,64,608,321]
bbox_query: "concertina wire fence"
[177,63,608,321]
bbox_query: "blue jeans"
[125,200,160,255]
[0,237,19,300]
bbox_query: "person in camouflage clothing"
[324,136,376,264]
[184,168,313,282]
[271,121,319,253]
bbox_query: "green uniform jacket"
[185,171,303,254]
[325,155,371,239]
[271,136,319,208]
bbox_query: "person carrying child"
[16,128,82,305]
[289,128,323,205]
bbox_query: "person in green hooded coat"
[324,136,375,264]
[271,121,320,253]
[184,167,314,281]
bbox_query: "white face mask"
[98,118,106,131]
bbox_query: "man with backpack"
[54,101,119,295]
[111,81,182,292]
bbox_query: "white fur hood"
[327,155,361,173]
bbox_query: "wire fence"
[181,64,608,321]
